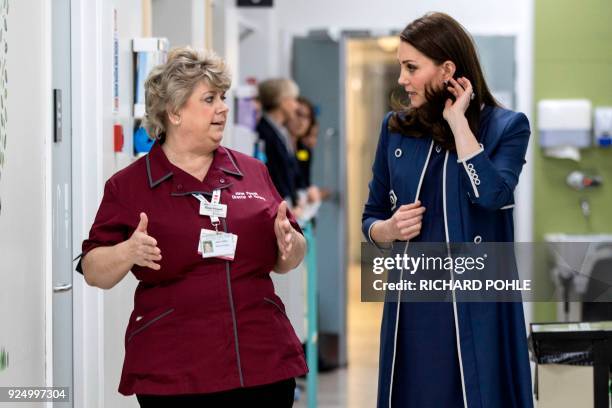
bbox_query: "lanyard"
[193,189,222,231]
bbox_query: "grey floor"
[295,264,383,408]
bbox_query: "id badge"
[199,201,227,218]
[198,229,237,260]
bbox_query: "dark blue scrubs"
[391,141,464,407]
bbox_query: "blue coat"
[362,106,533,408]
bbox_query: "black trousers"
[136,378,296,408]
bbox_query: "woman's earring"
[444,79,449,86]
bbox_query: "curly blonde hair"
[143,47,231,141]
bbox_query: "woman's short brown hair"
[143,47,231,141]
[257,78,299,112]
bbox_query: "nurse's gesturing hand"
[273,201,307,273]
[81,212,163,289]
[126,212,162,270]
[274,201,294,260]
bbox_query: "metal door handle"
[53,283,72,293]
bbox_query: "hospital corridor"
[1,0,612,407]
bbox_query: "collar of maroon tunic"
[145,141,244,197]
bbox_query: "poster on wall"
[0,0,9,373]
[112,7,119,114]
[0,0,8,219]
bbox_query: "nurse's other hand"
[385,201,425,241]
[275,201,294,260]
[306,185,321,203]
[125,212,162,270]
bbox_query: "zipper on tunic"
[263,297,286,315]
[222,218,245,387]
[388,140,434,408]
[443,151,469,408]
[127,308,175,343]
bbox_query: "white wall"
[152,0,192,47]
[152,0,207,49]
[72,1,107,406]
[236,8,279,83]
[276,0,523,32]
[0,0,51,405]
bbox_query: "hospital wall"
[533,0,612,321]
[241,0,531,79]
[0,0,49,404]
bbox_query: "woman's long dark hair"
[389,12,500,150]
[297,96,317,137]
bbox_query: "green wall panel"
[534,0,612,321]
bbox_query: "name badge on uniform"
[196,190,227,219]
[197,229,238,260]
[199,201,227,218]
[193,190,236,260]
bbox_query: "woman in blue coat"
[362,12,533,408]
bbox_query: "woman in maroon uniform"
[77,47,307,407]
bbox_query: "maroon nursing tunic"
[77,142,308,395]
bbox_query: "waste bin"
[529,321,612,408]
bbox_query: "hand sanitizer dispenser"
[594,107,612,147]
[538,99,592,148]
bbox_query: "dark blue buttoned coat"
[362,106,534,408]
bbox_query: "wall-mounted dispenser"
[132,37,168,155]
[594,107,612,147]
[133,37,169,119]
[538,99,592,160]
[538,99,592,148]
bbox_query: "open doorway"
[345,36,401,264]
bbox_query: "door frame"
[43,0,54,398]
[70,0,107,407]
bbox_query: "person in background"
[256,78,306,216]
[77,47,307,407]
[362,12,532,408]
[288,96,326,204]
[289,97,316,187]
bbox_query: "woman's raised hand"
[443,77,474,124]
[126,212,162,270]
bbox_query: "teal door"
[293,35,348,366]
